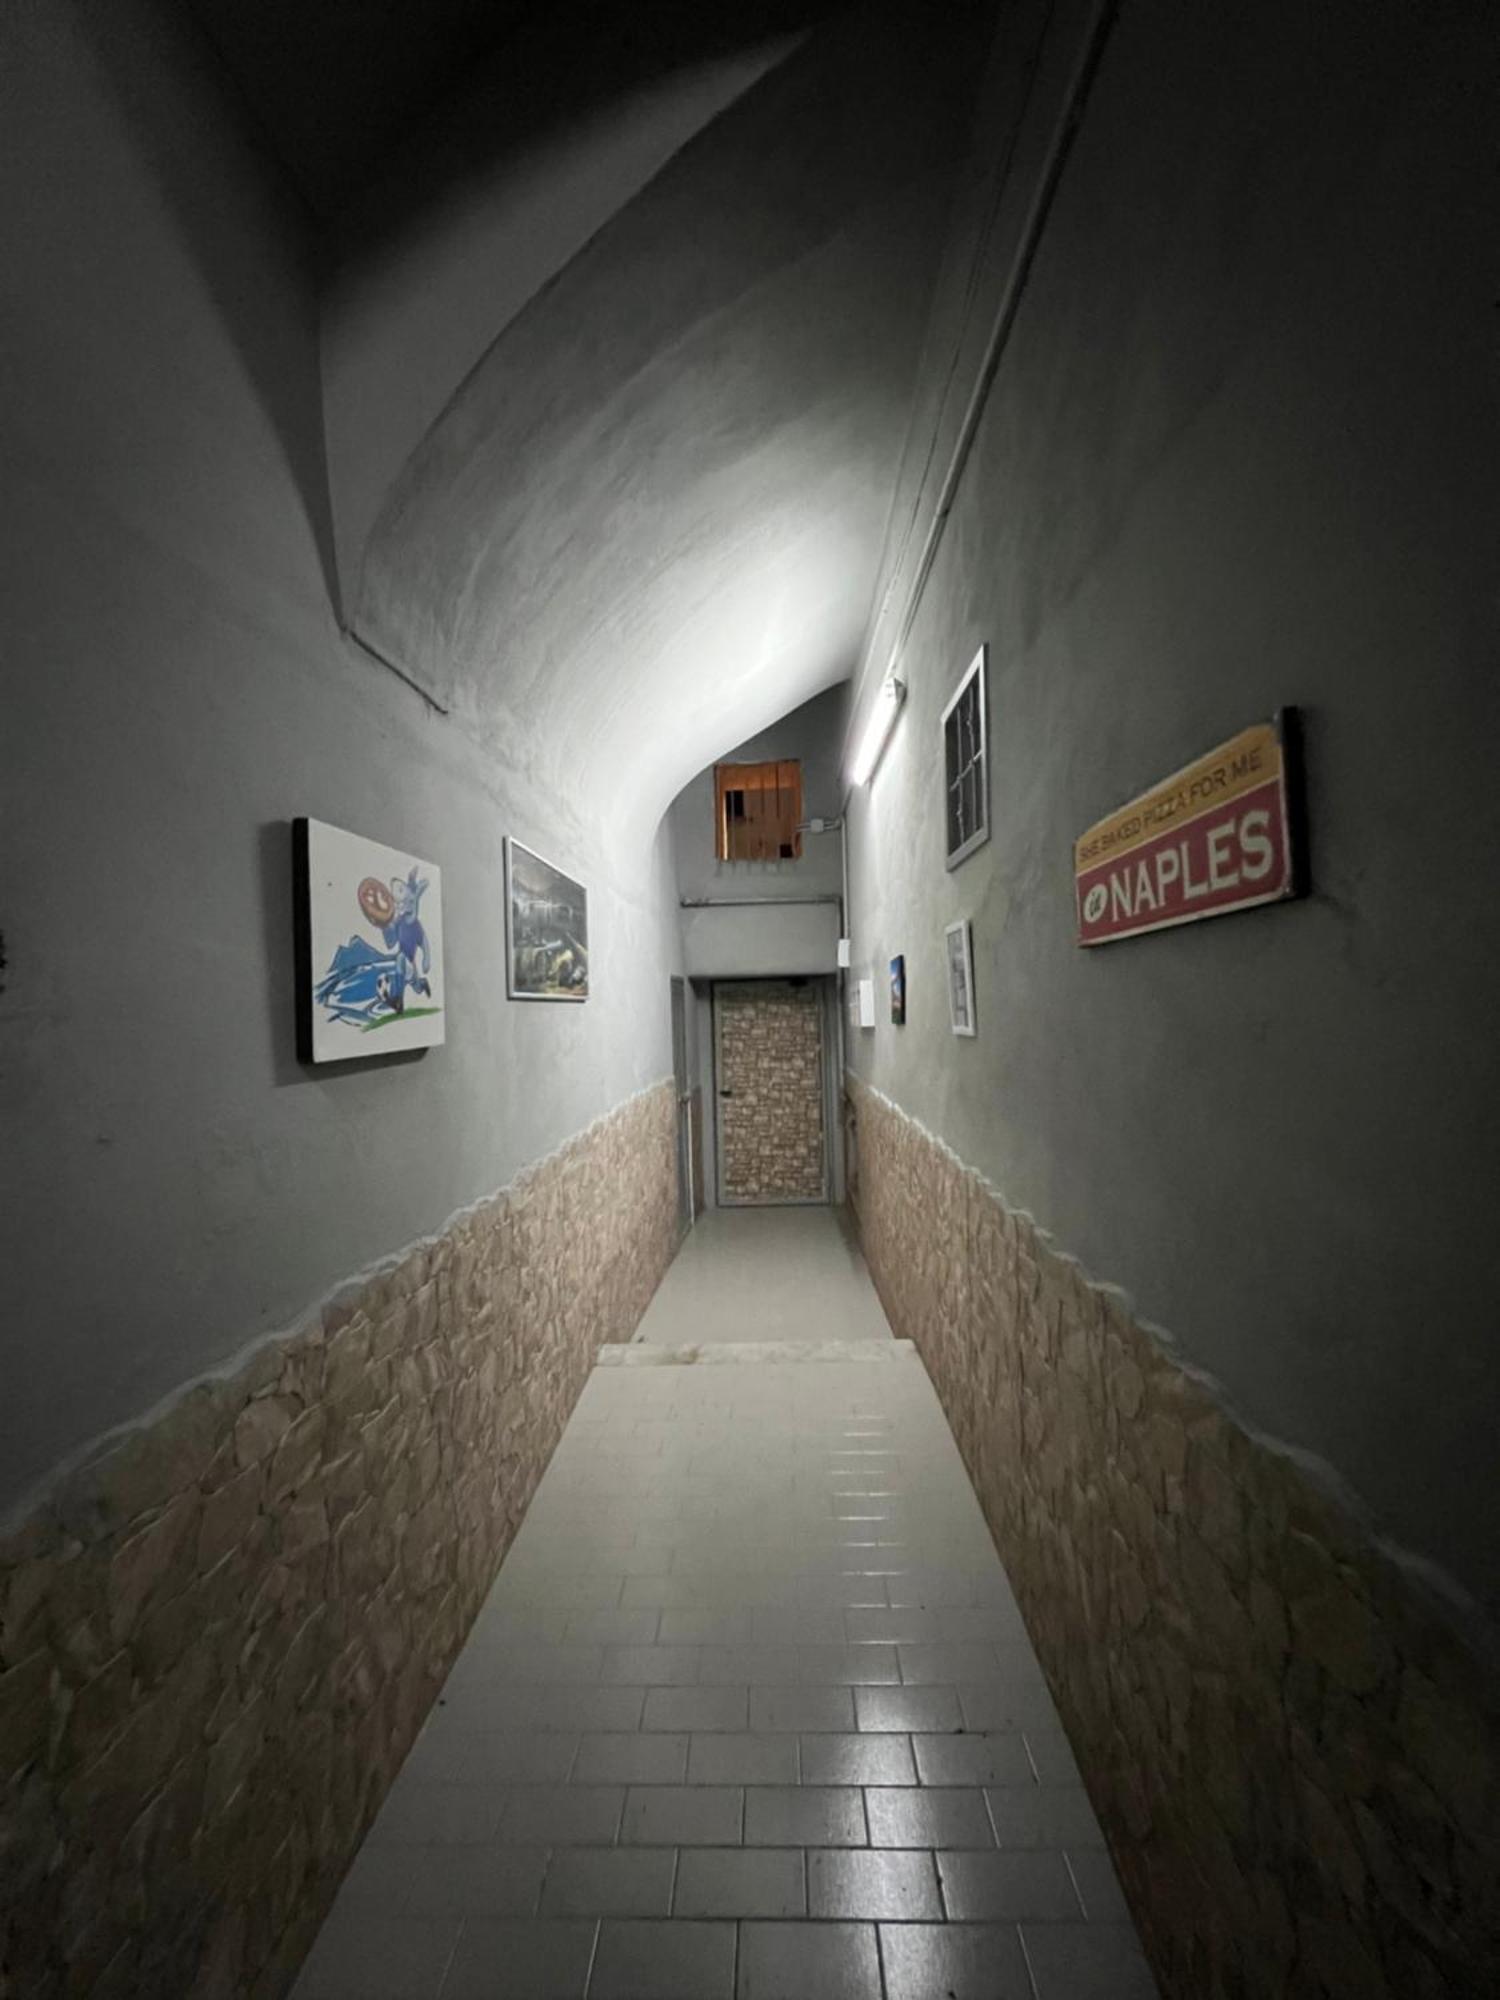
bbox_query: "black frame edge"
[1276,705,1311,901]
[292,817,313,1065]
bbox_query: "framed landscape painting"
[294,818,445,1063]
[505,837,589,1001]
[889,953,906,1025]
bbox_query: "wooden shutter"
[715,761,803,861]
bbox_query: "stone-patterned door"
[713,981,827,1204]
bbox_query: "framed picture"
[941,644,989,869]
[505,837,589,1001]
[889,954,906,1025]
[945,919,976,1036]
[294,818,444,1064]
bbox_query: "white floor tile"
[571,1734,690,1786]
[619,1784,742,1846]
[439,1918,596,2000]
[685,1733,799,1787]
[291,1212,1150,2000]
[539,1846,676,1918]
[673,1846,805,1918]
[807,1846,942,1920]
[590,1918,736,2000]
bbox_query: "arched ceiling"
[190,1,988,843]
[186,0,849,224]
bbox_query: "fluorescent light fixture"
[850,674,906,786]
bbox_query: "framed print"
[945,919,976,1037]
[889,954,906,1025]
[941,644,989,869]
[505,837,589,1001]
[294,818,444,1063]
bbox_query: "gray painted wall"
[681,905,841,980]
[673,684,845,976]
[0,1,681,1515]
[846,0,1500,1609]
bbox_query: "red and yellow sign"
[1075,714,1303,946]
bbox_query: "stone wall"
[848,1077,1500,2000]
[0,1083,678,2000]
[717,983,826,1201]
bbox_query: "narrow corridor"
[7,6,1494,1992]
[292,1213,1157,2000]
[632,1208,891,1347]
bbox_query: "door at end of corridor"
[712,979,827,1205]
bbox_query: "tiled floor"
[293,1218,1158,2000]
[631,1206,892,1346]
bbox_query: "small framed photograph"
[505,837,589,1001]
[945,919,976,1036]
[889,954,906,1025]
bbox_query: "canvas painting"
[890,953,906,1025]
[505,837,589,1001]
[945,918,976,1037]
[295,818,445,1063]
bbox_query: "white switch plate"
[857,977,876,1028]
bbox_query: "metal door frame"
[669,975,695,1235]
[711,979,829,1207]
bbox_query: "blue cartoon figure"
[377,868,433,1001]
[315,866,437,1031]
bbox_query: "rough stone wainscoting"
[847,1077,1499,2000]
[0,1082,678,2000]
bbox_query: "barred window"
[715,760,803,861]
[942,646,989,868]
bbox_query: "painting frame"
[889,953,906,1026]
[504,836,589,1003]
[944,918,976,1037]
[294,816,445,1065]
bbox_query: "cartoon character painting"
[316,867,434,1027]
[296,820,445,1063]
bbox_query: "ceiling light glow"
[850,675,906,786]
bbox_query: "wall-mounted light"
[850,675,906,787]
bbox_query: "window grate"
[941,646,989,868]
[715,760,803,862]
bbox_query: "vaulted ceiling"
[187,1,988,842]
[185,0,848,224]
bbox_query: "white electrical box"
[837,937,852,968]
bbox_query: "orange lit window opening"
[715,761,803,862]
